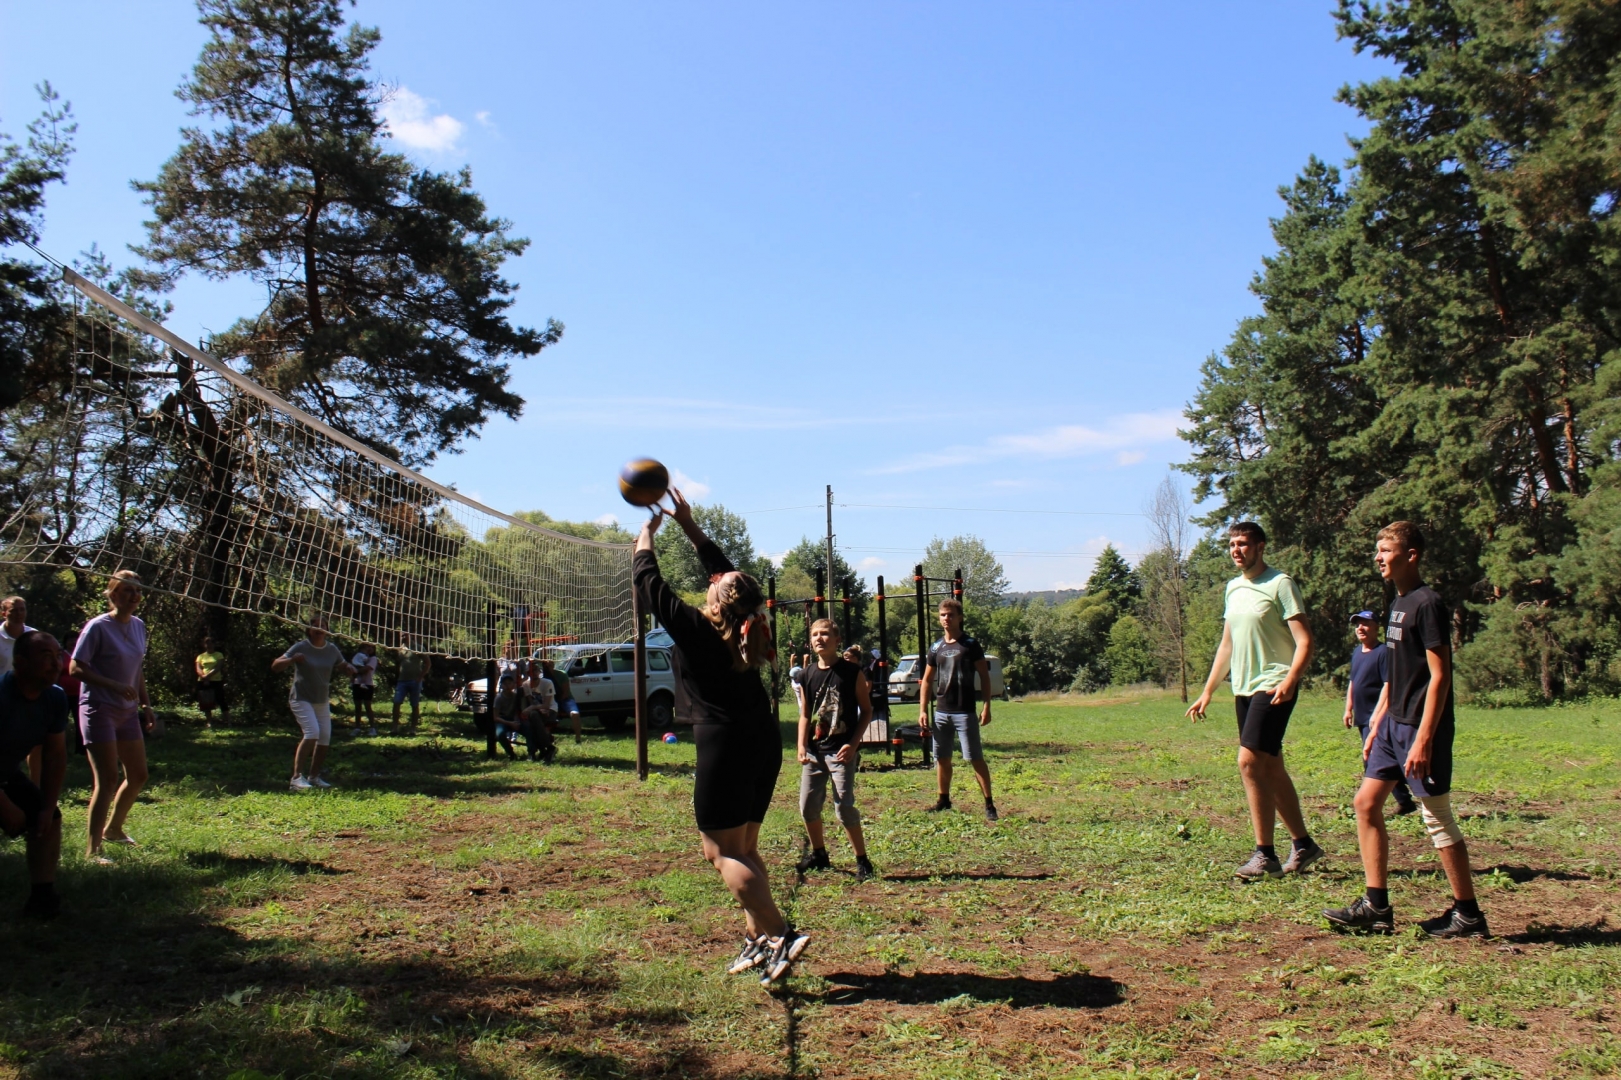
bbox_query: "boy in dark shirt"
[918,599,998,821]
[1325,522,1487,938]
[0,631,68,918]
[1342,611,1415,815]
[795,618,875,880]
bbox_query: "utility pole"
[825,484,835,599]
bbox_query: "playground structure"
[765,564,964,767]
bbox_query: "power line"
[743,501,1146,518]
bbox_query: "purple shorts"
[80,703,143,745]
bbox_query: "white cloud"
[670,468,711,501]
[380,87,465,152]
[594,512,620,527]
[872,410,1182,474]
[1115,450,1146,466]
[1049,580,1087,590]
[475,110,494,127]
[858,556,885,570]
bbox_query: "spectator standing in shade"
[0,596,36,677]
[1343,612,1415,815]
[272,615,354,791]
[70,570,155,862]
[193,635,229,727]
[392,637,430,734]
[0,630,68,918]
[350,642,380,736]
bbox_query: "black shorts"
[693,719,783,832]
[351,685,375,704]
[1365,719,1453,797]
[196,681,227,708]
[1235,693,1296,756]
[1,771,58,839]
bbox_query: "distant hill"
[1005,588,1086,606]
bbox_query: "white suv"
[888,653,1008,702]
[468,643,679,731]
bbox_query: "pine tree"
[135,0,558,466]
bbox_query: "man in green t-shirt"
[1188,522,1323,881]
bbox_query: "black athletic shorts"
[693,719,783,832]
[1,771,58,839]
[351,685,375,704]
[1365,719,1453,798]
[1234,693,1296,756]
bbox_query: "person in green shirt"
[193,636,229,727]
[1188,521,1323,882]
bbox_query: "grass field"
[0,688,1617,1079]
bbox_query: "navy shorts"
[1235,693,1295,756]
[1,771,59,839]
[1365,719,1452,797]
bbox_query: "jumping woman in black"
[635,490,807,985]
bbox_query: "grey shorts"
[799,749,861,829]
[932,711,983,762]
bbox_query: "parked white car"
[888,652,1008,702]
[468,643,678,730]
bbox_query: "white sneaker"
[289,775,313,791]
[311,776,333,789]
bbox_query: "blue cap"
[1350,610,1377,624]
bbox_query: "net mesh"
[0,270,633,658]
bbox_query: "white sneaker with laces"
[311,776,333,789]
[289,775,313,792]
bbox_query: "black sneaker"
[1394,797,1419,816]
[984,801,999,823]
[854,856,875,882]
[795,849,832,874]
[926,795,952,813]
[1420,905,1490,939]
[759,927,811,985]
[22,889,61,920]
[726,935,767,974]
[1281,839,1324,874]
[1324,895,1394,935]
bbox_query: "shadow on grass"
[1507,919,1621,946]
[882,871,1054,883]
[819,970,1124,1009]
[1479,863,1593,883]
[181,851,347,876]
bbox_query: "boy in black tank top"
[796,618,875,880]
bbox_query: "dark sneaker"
[1281,840,1324,875]
[727,935,767,975]
[1394,798,1419,817]
[926,795,952,813]
[22,889,61,920]
[759,927,811,985]
[1420,906,1490,939]
[795,849,832,874]
[1324,895,1394,934]
[1234,850,1283,882]
[984,801,999,823]
[854,856,876,882]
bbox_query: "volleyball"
[618,458,670,507]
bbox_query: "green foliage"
[652,503,766,594]
[780,536,871,646]
[134,0,557,467]
[923,534,1009,609]
[1084,543,1140,612]
[1103,613,1158,686]
[1183,5,1621,698]
[0,82,74,410]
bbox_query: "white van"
[887,653,1008,702]
[467,643,678,731]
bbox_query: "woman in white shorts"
[271,615,353,791]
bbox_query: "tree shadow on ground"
[818,970,1124,1009]
[1479,863,1592,883]
[881,871,1054,883]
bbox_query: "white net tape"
[0,269,633,658]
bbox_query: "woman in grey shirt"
[271,615,353,791]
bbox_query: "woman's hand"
[668,487,695,527]
[119,682,139,701]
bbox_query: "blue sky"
[1,2,1388,590]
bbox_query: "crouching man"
[1,631,67,919]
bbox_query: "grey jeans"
[799,749,861,829]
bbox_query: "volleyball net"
[0,268,634,658]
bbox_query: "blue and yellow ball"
[618,458,670,507]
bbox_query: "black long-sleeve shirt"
[633,540,771,727]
